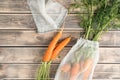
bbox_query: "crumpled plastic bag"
[27,0,67,33]
[55,38,99,80]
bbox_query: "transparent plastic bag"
[27,0,67,33]
[55,38,99,80]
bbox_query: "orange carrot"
[70,63,80,80]
[78,58,93,73]
[61,63,71,73]
[79,61,84,72]
[69,58,93,80]
[50,37,71,60]
[42,29,63,62]
[82,60,93,80]
[83,58,93,71]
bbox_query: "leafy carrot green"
[70,0,120,41]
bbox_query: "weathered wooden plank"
[0,31,80,46]
[0,0,27,3]
[0,14,119,30]
[0,31,119,46]
[0,14,35,29]
[99,31,120,46]
[0,0,93,14]
[0,47,120,63]
[99,48,120,63]
[0,64,120,79]
[0,14,80,30]
[0,0,71,13]
[0,0,30,13]
[2,79,120,80]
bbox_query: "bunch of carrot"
[59,44,94,80]
[37,28,71,80]
[61,58,93,80]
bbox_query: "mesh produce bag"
[27,0,67,33]
[55,38,99,80]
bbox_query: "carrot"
[79,61,84,72]
[69,58,93,80]
[70,62,80,80]
[50,37,71,60]
[42,29,63,62]
[83,58,93,71]
[61,63,71,73]
[82,60,93,80]
[78,58,93,74]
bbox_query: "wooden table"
[0,0,120,80]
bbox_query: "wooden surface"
[0,0,120,80]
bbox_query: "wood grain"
[0,64,120,79]
[0,47,120,63]
[0,14,35,29]
[0,0,71,13]
[0,14,119,31]
[0,31,119,46]
[0,14,80,30]
[0,0,30,13]
[0,31,81,46]
[2,79,120,80]
[0,0,94,14]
